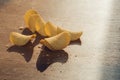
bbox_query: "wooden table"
[0,0,120,80]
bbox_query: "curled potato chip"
[35,15,47,36]
[40,32,70,50]
[24,9,38,27]
[45,21,57,37]
[57,27,83,41]
[28,14,41,32]
[28,13,47,36]
[10,32,36,46]
[44,22,82,41]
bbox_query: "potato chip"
[28,13,47,36]
[24,9,38,27]
[40,32,70,50]
[28,14,41,32]
[35,15,47,36]
[45,21,57,37]
[10,32,36,46]
[57,27,83,41]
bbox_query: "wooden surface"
[0,0,120,80]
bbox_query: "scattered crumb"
[47,58,50,61]
[38,46,41,48]
[57,55,60,57]
[36,52,39,54]
[21,53,24,56]
[46,54,49,57]
[29,46,33,48]
[60,71,62,73]
[5,44,10,48]
[75,55,77,57]
[42,55,45,57]
[19,26,24,30]
[47,61,50,64]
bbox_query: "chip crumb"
[19,26,24,30]
[38,46,41,48]
[57,55,61,57]
[36,52,39,54]
[75,55,77,57]
[5,44,9,48]
[47,58,50,61]
[46,54,49,57]
[60,71,62,73]
[21,53,24,56]
[47,61,50,64]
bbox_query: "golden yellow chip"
[40,32,70,50]
[35,15,47,36]
[28,13,47,36]
[44,21,82,41]
[45,21,57,37]
[24,9,38,27]
[10,32,36,46]
[28,14,41,32]
[57,27,83,41]
[69,31,83,41]
[36,18,47,36]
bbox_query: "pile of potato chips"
[9,9,82,50]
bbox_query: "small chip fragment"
[5,44,10,48]
[19,26,24,30]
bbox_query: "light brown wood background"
[0,0,120,80]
